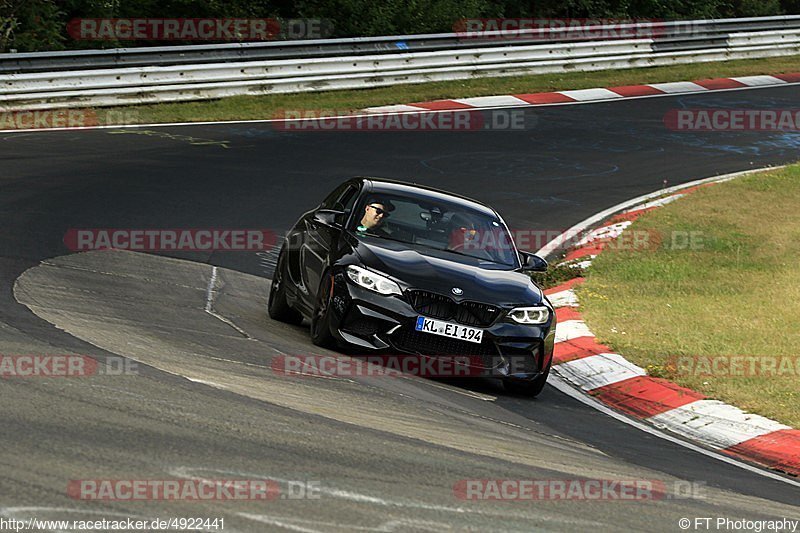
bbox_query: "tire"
[310,271,335,347]
[268,246,303,325]
[503,360,551,397]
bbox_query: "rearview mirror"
[519,251,548,272]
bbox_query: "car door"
[301,183,359,301]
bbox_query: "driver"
[356,197,395,235]
[448,214,481,252]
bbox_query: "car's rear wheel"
[268,246,303,325]
[503,359,551,397]
[311,271,335,347]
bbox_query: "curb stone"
[364,73,800,113]
[543,178,799,477]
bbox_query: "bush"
[1,0,796,52]
[2,0,65,52]
[529,260,585,290]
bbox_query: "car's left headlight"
[346,265,402,296]
[507,306,550,324]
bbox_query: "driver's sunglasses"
[368,205,389,217]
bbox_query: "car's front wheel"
[268,246,303,325]
[310,271,335,347]
[503,359,551,397]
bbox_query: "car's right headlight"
[507,306,550,325]
[346,265,402,296]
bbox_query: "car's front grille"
[456,300,502,327]
[407,290,454,320]
[406,290,502,327]
[390,327,499,368]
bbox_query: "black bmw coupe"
[268,177,557,395]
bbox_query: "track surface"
[2,86,799,531]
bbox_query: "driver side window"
[334,185,358,212]
[321,183,349,209]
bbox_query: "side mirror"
[520,251,548,272]
[313,209,345,228]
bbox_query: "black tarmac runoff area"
[1,85,799,532]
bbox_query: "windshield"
[350,193,519,267]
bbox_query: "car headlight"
[346,265,402,296]
[507,306,550,324]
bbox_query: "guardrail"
[3,15,800,73]
[1,16,799,111]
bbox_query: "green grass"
[530,262,584,290]
[64,53,800,126]
[578,164,800,427]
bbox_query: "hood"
[352,236,543,306]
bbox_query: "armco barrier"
[1,16,799,111]
[3,15,799,73]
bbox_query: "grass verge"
[48,53,800,126]
[578,164,800,428]
[530,262,584,290]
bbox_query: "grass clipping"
[579,164,800,428]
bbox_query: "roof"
[357,177,497,217]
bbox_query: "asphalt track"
[1,85,799,531]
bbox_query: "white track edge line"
[536,166,782,258]
[203,265,253,339]
[548,373,800,487]
[539,165,799,486]
[1,81,798,134]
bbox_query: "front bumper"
[328,270,555,380]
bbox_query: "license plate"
[414,316,484,344]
